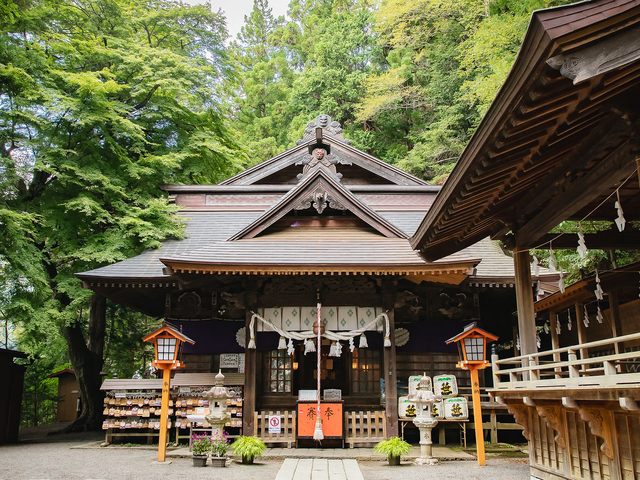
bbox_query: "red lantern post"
[143,323,194,462]
[446,322,498,466]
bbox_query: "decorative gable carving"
[294,188,347,214]
[228,166,407,240]
[296,147,352,182]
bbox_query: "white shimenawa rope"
[247,310,391,348]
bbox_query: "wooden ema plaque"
[296,401,343,439]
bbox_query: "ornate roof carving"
[295,147,352,182]
[296,114,351,145]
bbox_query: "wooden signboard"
[296,401,343,439]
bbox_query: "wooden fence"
[254,410,296,448]
[344,410,386,448]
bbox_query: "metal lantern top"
[446,322,498,370]
[143,323,195,370]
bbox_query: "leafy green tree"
[1,0,241,430]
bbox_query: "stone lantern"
[205,370,231,440]
[408,373,440,465]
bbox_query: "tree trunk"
[61,293,107,432]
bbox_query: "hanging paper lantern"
[278,336,287,350]
[359,333,368,348]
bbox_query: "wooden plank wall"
[527,407,639,480]
[180,354,214,373]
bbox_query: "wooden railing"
[492,332,640,391]
[344,410,386,448]
[254,410,296,448]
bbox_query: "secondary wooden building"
[412,0,640,477]
[78,115,555,445]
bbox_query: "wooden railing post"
[492,354,500,387]
[529,356,538,382]
[568,350,579,378]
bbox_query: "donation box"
[296,401,343,440]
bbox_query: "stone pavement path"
[275,458,364,480]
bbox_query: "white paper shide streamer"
[577,223,587,259]
[594,271,604,300]
[615,190,626,232]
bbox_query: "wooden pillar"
[607,290,624,355]
[574,302,588,361]
[490,409,498,445]
[549,311,562,378]
[513,248,538,356]
[383,291,398,437]
[243,292,257,436]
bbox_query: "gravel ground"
[0,429,530,480]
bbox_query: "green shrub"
[374,436,412,457]
[231,435,267,462]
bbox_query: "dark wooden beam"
[382,289,398,438]
[243,290,257,436]
[547,25,640,85]
[515,139,639,245]
[511,116,626,224]
[505,230,640,250]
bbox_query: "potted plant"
[231,435,267,465]
[374,436,412,466]
[210,432,229,467]
[191,434,211,467]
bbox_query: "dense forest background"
[1,0,627,429]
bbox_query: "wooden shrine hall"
[78,115,557,447]
[412,0,640,478]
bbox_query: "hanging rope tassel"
[247,316,257,349]
[383,313,391,347]
[314,301,324,441]
[359,333,368,348]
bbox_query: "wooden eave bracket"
[506,403,531,441]
[536,404,567,448]
[578,406,615,460]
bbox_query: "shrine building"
[78,115,557,446]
